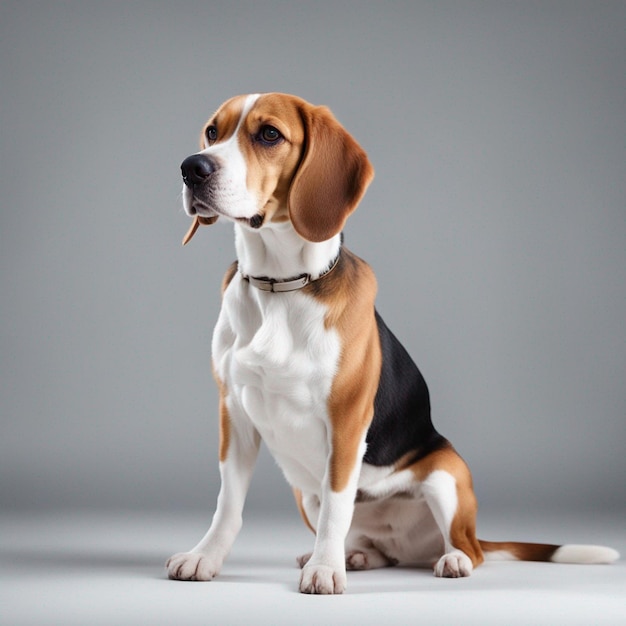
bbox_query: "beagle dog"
[166,93,618,594]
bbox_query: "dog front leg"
[166,415,260,582]
[299,440,365,595]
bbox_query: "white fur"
[215,268,342,494]
[551,544,619,564]
[182,94,261,223]
[357,464,414,496]
[166,423,260,581]
[236,221,342,281]
[483,550,516,562]
[300,467,364,594]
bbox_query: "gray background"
[2,0,625,519]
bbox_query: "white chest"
[212,275,341,490]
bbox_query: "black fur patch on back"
[364,311,446,466]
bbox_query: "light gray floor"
[2,509,624,626]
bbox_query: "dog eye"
[206,125,218,144]
[259,125,282,144]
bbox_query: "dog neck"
[234,221,341,284]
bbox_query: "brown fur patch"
[213,374,230,463]
[200,95,248,149]
[212,262,239,462]
[221,261,238,294]
[306,249,382,493]
[235,94,308,225]
[293,488,316,534]
[479,540,560,562]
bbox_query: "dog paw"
[296,552,312,569]
[345,548,396,570]
[433,551,473,578]
[299,563,347,595]
[346,550,370,570]
[166,552,222,581]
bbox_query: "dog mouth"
[182,210,265,246]
[184,188,217,217]
[181,188,220,244]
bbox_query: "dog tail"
[478,540,619,564]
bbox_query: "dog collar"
[241,252,340,293]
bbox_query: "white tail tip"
[551,544,620,564]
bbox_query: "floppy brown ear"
[288,105,374,242]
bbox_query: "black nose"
[181,154,216,187]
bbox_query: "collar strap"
[241,252,340,293]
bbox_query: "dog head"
[181,93,374,245]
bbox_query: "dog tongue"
[182,215,218,245]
